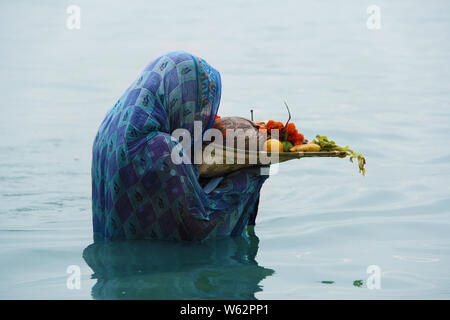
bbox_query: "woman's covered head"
[141,51,221,135]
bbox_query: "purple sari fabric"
[91,51,268,241]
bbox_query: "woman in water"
[91,51,268,241]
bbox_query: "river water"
[1,0,449,299]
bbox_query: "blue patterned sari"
[91,51,268,241]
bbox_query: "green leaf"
[313,135,366,175]
[282,141,293,152]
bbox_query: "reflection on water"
[83,227,274,299]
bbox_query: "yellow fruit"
[263,139,284,153]
[289,143,321,152]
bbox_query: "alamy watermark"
[170,121,280,175]
[66,5,81,30]
[366,5,381,30]
[366,264,381,289]
[66,265,81,290]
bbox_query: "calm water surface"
[1,0,449,299]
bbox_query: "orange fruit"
[263,139,284,153]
